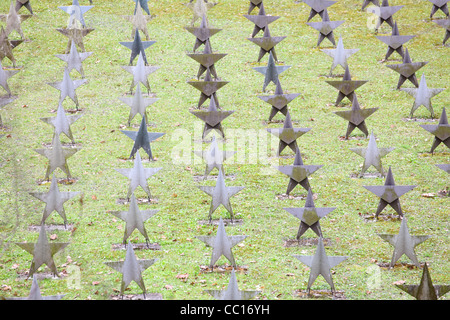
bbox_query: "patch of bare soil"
[294,289,346,300]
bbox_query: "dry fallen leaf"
[50,234,58,240]
[392,280,406,285]
[164,284,173,290]
[421,193,436,198]
[176,273,189,282]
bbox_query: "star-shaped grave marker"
[0,1,32,39]
[247,25,286,62]
[184,14,222,52]
[428,0,449,19]
[133,0,151,16]
[40,103,82,143]
[119,84,158,126]
[306,9,344,47]
[419,107,450,153]
[386,48,428,89]
[367,0,404,31]
[247,0,263,14]
[433,17,450,45]
[6,275,65,300]
[362,0,380,11]
[321,36,359,76]
[0,26,23,67]
[258,79,300,121]
[185,0,217,26]
[186,40,227,79]
[47,68,87,109]
[243,2,281,38]
[123,1,154,40]
[0,60,19,96]
[55,39,92,78]
[59,0,93,28]
[121,51,159,94]
[187,68,228,108]
[302,0,337,22]
[253,51,290,92]
[56,26,94,53]
[15,0,33,15]
[205,269,260,300]
[120,29,156,66]
[325,65,368,106]
[375,21,415,61]
[194,135,236,178]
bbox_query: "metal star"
[247,0,263,14]
[15,0,33,15]
[104,242,157,297]
[386,48,428,89]
[34,135,80,180]
[253,51,290,92]
[121,116,165,160]
[275,147,323,195]
[56,26,94,53]
[55,40,92,78]
[186,40,227,79]
[0,1,32,39]
[133,0,151,15]
[120,29,156,65]
[436,163,450,174]
[40,103,82,143]
[284,189,335,239]
[0,26,22,67]
[59,0,93,28]
[195,217,247,268]
[185,0,217,26]
[306,9,344,47]
[375,22,415,61]
[293,237,347,294]
[194,135,236,178]
[47,68,87,109]
[395,263,450,300]
[0,95,17,126]
[29,176,80,227]
[247,25,286,62]
[15,224,69,278]
[420,107,450,153]
[433,17,450,45]
[267,111,311,155]
[350,131,395,177]
[400,74,445,118]
[110,194,158,245]
[378,216,431,268]
[363,166,416,218]
[119,85,159,126]
[243,2,281,38]
[428,0,449,19]
[184,14,222,52]
[257,79,301,121]
[0,60,18,96]
[325,65,368,106]
[187,68,229,108]
[361,0,380,11]
[301,0,337,22]
[121,51,159,94]
[198,169,245,222]
[321,36,359,76]
[205,269,260,300]
[6,275,65,300]
[334,95,378,139]
[123,1,154,40]
[115,152,162,200]
[367,0,404,31]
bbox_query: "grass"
[0,0,448,300]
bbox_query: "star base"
[37,177,78,185]
[111,242,161,251]
[110,292,163,300]
[377,261,425,270]
[359,212,402,222]
[197,218,244,226]
[283,238,332,248]
[199,264,249,274]
[294,289,346,300]
[28,224,74,232]
[116,197,158,205]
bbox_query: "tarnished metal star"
[185,0,217,26]
[59,0,93,28]
[123,1,154,40]
[284,189,335,239]
[267,111,311,155]
[55,40,92,78]
[396,263,450,300]
[56,26,94,53]
[120,29,156,65]
[247,25,286,62]
[186,40,227,79]
[306,9,344,47]
[433,17,450,45]
[15,0,33,15]
[350,131,395,177]
[110,194,158,245]
[198,169,244,222]
[104,242,157,297]
[400,74,445,118]
[362,0,380,11]
[6,275,65,300]
[243,2,281,38]
[0,26,22,67]
[40,103,82,143]
[187,68,229,108]
[205,269,260,300]
[363,166,416,218]
[34,135,80,180]
[253,51,290,92]
[276,147,323,195]
[386,48,428,89]
[247,0,263,14]
[321,36,359,76]
[115,152,162,200]
[428,0,449,19]
[119,85,159,126]
[194,136,236,178]
[184,14,222,52]
[29,176,80,227]
[133,0,151,15]
[378,216,430,268]
[121,116,165,160]
[258,79,300,121]
[47,68,87,109]
[293,237,347,294]
[301,0,337,22]
[189,96,234,140]
[375,21,415,61]
[0,60,18,96]
[121,51,159,94]
[196,217,247,268]
[420,107,450,153]
[334,95,378,139]
[367,0,404,31]
[15,224,69,278]
[436,163,450,174]
[0,1,32,39]
[325,65,368,106]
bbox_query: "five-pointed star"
[275,147,323,195]
[55,40,92,78]
[196,217,247,267]
[428,0,449,19]
[120,29,156,65]
[190,96,234,140]
[34,134,80,180]
[186,40,227,79]
[197,169,244,222]
[361,0,380,11]
[0,26,23,67]
[325,65,368,106]
[0,60,19,96]
[433,17,450,45]
[115,152,162,200]
[436,163,450,174]
[247,0,263,14]
[6,275,65,300]
[123,1,154,41]
[363,166,416,218]
[121,116,165,160]
[59,0,93,28]
[110,193,158,245]
[267,111,311,155]
[0,1,32,39]
[378,216,431,268]
[15,224,69,278]
[205,269,260,300]
[194,135,236,178]
[187,68,229,108]
[395,263,450,300]
[40,103,82,143]
[334,95,378,139]
[400,74,445,118]
[29,176,80,227]
[133,0,151,15]
[184,14,222,52]
[253,51,290,92]
[302,0,337,22]
[243,2,281,38]
[247,25,286,62]
[185,0,217,26]
[420,107,450,153]
[293,237,347,293]
[367,0,404,30]
[104,242,157,297]
[321,36,359,75]
[47,68,87,109]
[284,189,335,239]
[306,9,344,47]
[119,84,159,126]
[350,131,395,177]
[375,22,415,61]
[56,26,94,53]
[386,48,428,89]
[121,51,159,94]
[258,79,301,121]
[15,0,33,15]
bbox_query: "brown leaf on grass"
[176,273,189,282]
[164,284,173,290]
[421,193,436,198]
[392,280,405,285]
[92,281,100,285]
[50,234,58,240]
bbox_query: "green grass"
[0,0,448,300]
